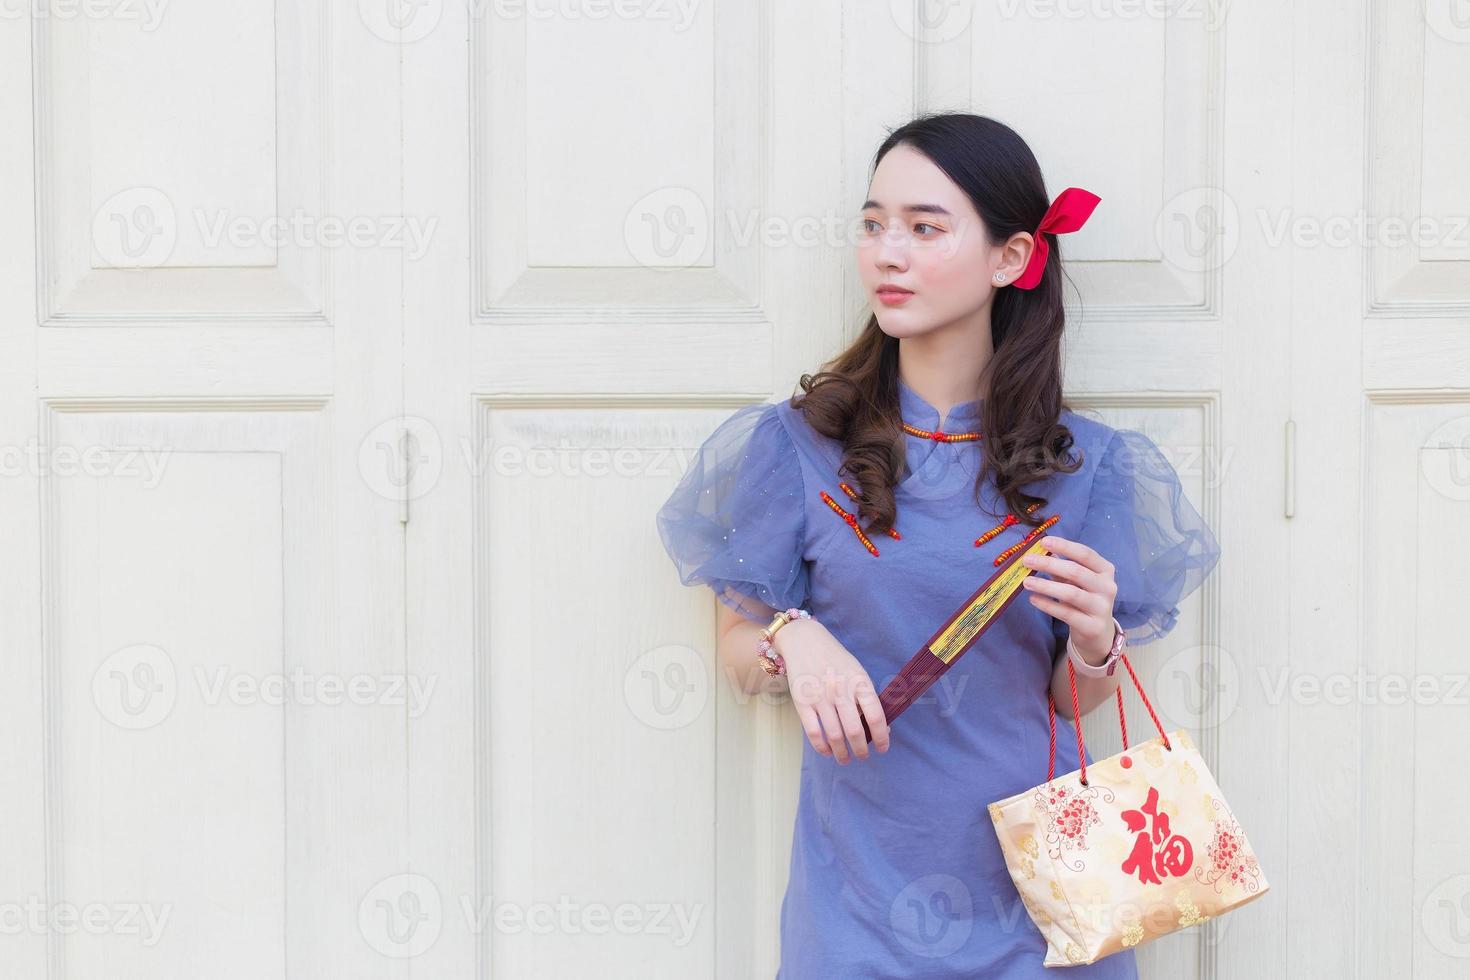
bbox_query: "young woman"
[655,112,1220,978]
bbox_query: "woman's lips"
[876,287,913,305]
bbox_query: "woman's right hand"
[774,619,890,762]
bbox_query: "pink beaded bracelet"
[756,607,812,676]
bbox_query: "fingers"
[854,686,890,753]
[1021,573,1110,618]
[797,690,889,763]
[793,701,837,759]
[833,698,872,760]
[1027,534,1113,578]
[1020,552,1105,594]
[791,664,891,763]
[815,702,850,763]
[1021,536,1115,612]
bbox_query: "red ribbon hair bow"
[1012,186,1101,290]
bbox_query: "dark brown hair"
[792,112,1083,535]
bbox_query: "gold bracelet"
[760,609,794,640]
[756,607,812,676]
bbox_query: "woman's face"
[858,144,1025,337]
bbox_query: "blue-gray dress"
[655,378,1220,978]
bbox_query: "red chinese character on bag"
[1120,785,1194,885]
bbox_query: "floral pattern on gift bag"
[1035,780,1112,872]
[1197,801,1265,896]
[986,653,1271,967]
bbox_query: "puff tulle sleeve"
[1068,427,1221,646]
[655,402,811,624]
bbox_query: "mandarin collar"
[897,376,985,432]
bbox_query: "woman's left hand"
[1019,535,1117,664]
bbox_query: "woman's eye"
[861,219,941,235]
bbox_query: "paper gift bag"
[986,651,1269,967]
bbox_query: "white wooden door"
[0,4,412,978]
[1290,3,1470,978]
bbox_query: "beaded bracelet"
[756,607,812,676]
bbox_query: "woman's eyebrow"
[861,200,954,216]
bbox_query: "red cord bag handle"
[1046,648,1173,787]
